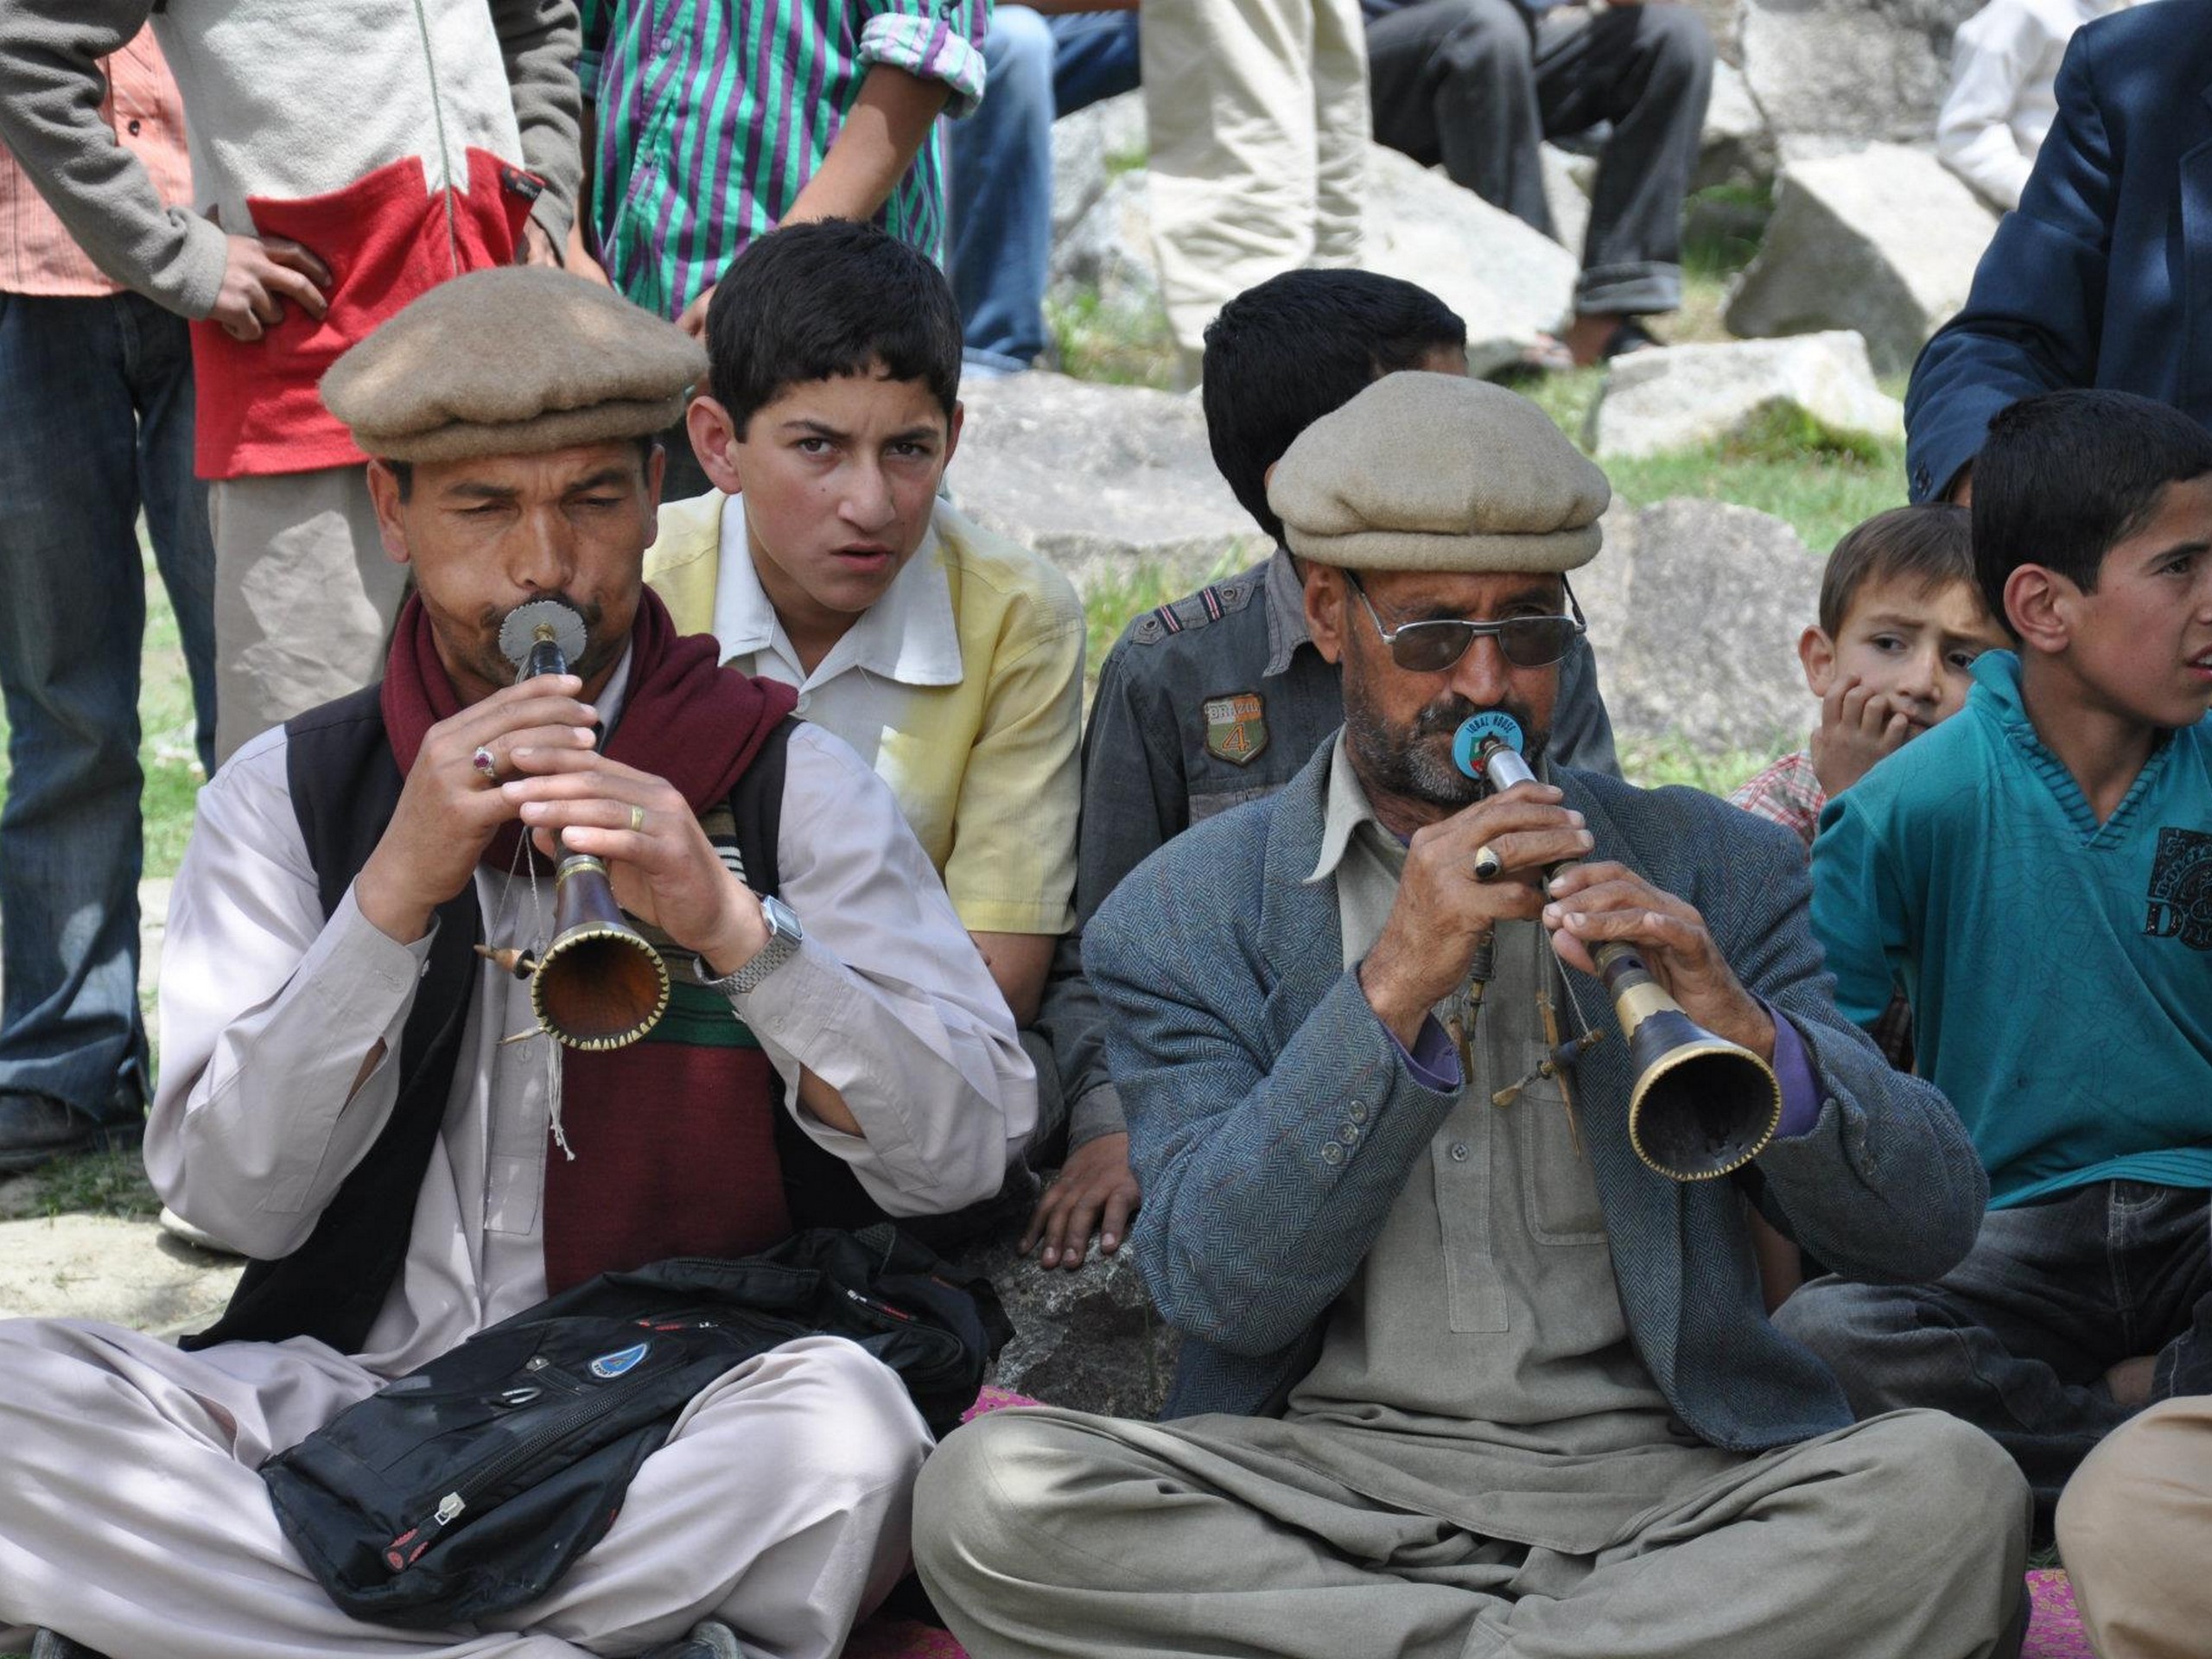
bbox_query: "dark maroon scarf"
[380,587,801,1289]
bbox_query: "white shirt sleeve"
[144,730,435,1259]
[1936,2,2049,210]
[734,722,1038,1215]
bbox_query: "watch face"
[762,895,804,943]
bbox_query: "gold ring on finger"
[629,804,646,834]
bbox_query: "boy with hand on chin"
[645,219,1084,1213]
[1732,504,2010,851]
[1782,389,2212,1535]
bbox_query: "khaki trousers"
[1137,0,1370,383]
[209,465,409,763]
[2057,1395,2212,1659]
[913,1404,2031,1659]
[0,1321,927,1659]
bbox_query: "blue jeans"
[948,9,1144,370]
[0,289,218,1121]
[1777,1180,2212,1532]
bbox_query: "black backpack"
[261,1226,1009,1628]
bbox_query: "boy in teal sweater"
[1781,389,2212,1531]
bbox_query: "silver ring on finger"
[472,744,499,784]
[1472,842,1503,882]
[628,804,646,834]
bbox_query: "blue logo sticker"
[588,1341,650,1380]
[1452,711,1525,779]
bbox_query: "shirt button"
[1321,1141,1344,1166]
[1450,1142,1470,1162]
[1338,1123,1362,1146]
[1347,1102,1370,1124]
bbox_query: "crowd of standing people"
[0,3,2207,1659]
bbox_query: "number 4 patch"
[1202,692,1268,766]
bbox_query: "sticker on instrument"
[2144,827,2212,950]
[1452,710,1525,779]
[1202,693,1268,766]
[589,1341,651,1379]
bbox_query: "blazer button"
[1321,1141,1345,1166]
[1347,1102,1370,1124]
[1339,1123,1362,1146]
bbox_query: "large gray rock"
[1739,0,1981,149]
[947,372,1266,590]
[1597,500,1821,753]
[1047,145,1580,378]
[962,1238,1178,1421]
[1723,143,1999,374]
[1695,59,1777,191]
[1591,330,1904,460]
[1052,92,1147,242]
[1361,145,1580,375]
[1543,143,1592,259]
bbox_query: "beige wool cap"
[321,266,708,463]
[1268,371,1611,573]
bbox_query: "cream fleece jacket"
[0,0,582,321]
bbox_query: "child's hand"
[1811,677,1915,798]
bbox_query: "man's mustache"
[1410,695,1539,741]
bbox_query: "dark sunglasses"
[1345,572,1588,672]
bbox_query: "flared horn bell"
[529,855,671,1051]
[1625,1011,1783,1180]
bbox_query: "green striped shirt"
[581,0,988,319]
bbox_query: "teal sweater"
[1811,652,2212,1208]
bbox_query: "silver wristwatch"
[690,894,804,997]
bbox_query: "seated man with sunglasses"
[913,372,2029,1659]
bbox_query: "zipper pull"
[385,1492,467,1573]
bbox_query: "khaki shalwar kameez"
[916,738,2025,1659]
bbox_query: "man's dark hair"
[703,219,962,433]
[384,435,658,502]
[1816,504,1977,638]
[1200,270,1466,546]
[1972,390,2212,634]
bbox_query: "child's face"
[701,364,958,636]
[2042,474,2212,728]
[1801,573,2009,734]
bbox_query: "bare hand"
[1542,861,1776,1061]
[1020,1134,1141,1269]
[500,747,766,967]
[1809,676,1913,798]
[677,284,714,340]
[354,677,601,943]
[1360,782,1594,1045]
[563,220,613,288]
[518,219,563,269]
[211,232,332,341]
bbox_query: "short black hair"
[384,435,658,502]
[1972,390,2212,634]
[1200,270,1466,545]
[703,219,962,435]
[1817,504,1978,638]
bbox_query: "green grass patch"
[0,1146,162,1224]
[1046,286,1178,391]
[1618,733,1786,800]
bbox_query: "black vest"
[185,689,892,1355]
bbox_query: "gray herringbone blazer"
[1086,739,1988,1444]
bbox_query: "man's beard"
[1344,682,1550,810]
[473,594,615,688]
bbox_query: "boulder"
[1723,143,1998,374]
[1052,91,1147,241]
[1739,0,1982,149]
[947,372,1267,590]
[960,1237,1178,1421]
[1590,331,1904,460]
[1543,143,1592,259]
[1047,145,1580,378]
[1359,145,1580,374]
[1596,500,1821,754]
[1694,59,1777,191]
